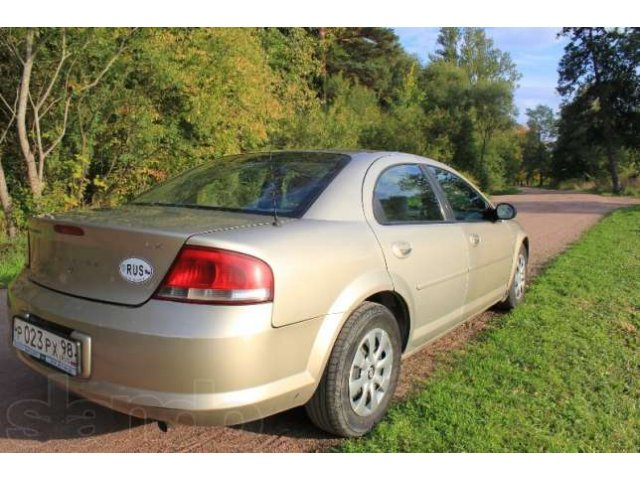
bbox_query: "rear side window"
[428,166,490,221]
[373,164,444,223]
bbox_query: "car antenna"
[270,151,281,227]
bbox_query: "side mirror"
[494,202,517,221]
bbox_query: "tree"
[522,105,556,186]
[318,27,414,106]
[558,27,640,193]
[0,71,17,237]
[471,80,517,188]
[450,113,477,173]
[363,62,429,155]
[423,28,520,189]
[459,29,520,188]
[459,28,520,86]
[83,28,284,206]
[495,127,524,186]
[421,58,471,163]
[0,27,532,236]
[0,28,133,200]
[552,92,606,184]
[431,27,461,64]
[259,28,321,113]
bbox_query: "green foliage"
[79,28,282,205]
[323,27,414,106]
[556,28,640,193]
[362,63,429,155]
[342,207,640,452]
[523,104,556,186]
[421,29,520,190]
[0,26,528,232]
[493,128,523,186]
[0,233,25,287]
[431,28,461,64]
[272,75,382,150]
[555,158,640,197]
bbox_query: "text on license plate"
[12,317,79,376]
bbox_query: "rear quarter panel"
[186,219,391,327]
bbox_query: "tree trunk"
[604,140,622,194]
[15,30,44,199]
[478,130,491,190]
[599,107,622,193]
[599,99,622,194]
[586,29,623,195]
[0,159,17,239]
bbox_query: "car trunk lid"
[28,205,273,305]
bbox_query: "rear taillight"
[153,246,274,304]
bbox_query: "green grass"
[555,174,640,197]
[0,234,26,288]
[490,186,522,196]
[342,207,640,452]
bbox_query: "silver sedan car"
[8,150,528,437]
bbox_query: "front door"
[428,166,516,316]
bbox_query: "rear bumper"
[7,271,325,425]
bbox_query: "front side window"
[428,166,490,221]
[133,152,350,218]
[373,164,444,223]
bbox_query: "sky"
[393,28,570,125]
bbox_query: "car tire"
[497,244,528,310]
[305,301,401,437]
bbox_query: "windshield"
[132,152,351,218]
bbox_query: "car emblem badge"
[119,257,154,284]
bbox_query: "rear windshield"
[132,152,350,218]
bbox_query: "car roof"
[257,149,453,171]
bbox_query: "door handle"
[391,241,412,258]
[469,233,481,247]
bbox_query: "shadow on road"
[0,298,333,446]
[0,351,332,446]
[0,310,150,442]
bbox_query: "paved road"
[0,189,638,452]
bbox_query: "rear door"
[363,156,469,349]
[427,166,516,316]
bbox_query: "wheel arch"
[303,273,413,403]
[502,234,530,302]
[364,291,411,353]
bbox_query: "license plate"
[12,317,80,376]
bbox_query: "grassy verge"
[0,234,26,288]
[555,175,640,197]
[490,186,522,196]
[342,207,640,452]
